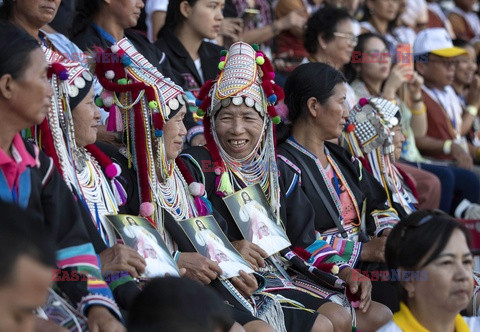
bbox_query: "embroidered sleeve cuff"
[79,294,123,322]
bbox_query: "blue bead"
[154,129,163,137]
[268,94,277,104]
[195,99,202,107]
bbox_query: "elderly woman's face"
[12,0,61,27]
[6,48,53,128]
[72,87,101,147]
[323,19,356,68]
[404,229,473,314]
[214,104,264,160]
[162,106,187,161]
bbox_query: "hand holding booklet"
[223,184,291,257]
[180,215,254,279]
[105,214,180,279]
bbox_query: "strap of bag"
[282,148,348,238]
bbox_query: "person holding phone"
[346,33,442,211]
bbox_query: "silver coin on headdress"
[74,77,86,89]
[177,94,185,105]
[221,98,231,108]
[168,98,179,111]
[232,96,243,106]
[69,85,79,98]
[245,97,255,108]
[82,71,93,81]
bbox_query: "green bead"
[149,100,158,109]
[220,50,227,56]
[218,61,225,70]
[251,44,259,51]
[95,97,104,107]
[272,115,281,125]
[117,78,127,85]
[196,108,205,117]
[255,56,265,65]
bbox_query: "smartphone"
[396,43,413,81]
[242,8,260,26]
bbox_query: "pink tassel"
[194,196,209,216]
[106,105,121,132]
[115,106,122,131]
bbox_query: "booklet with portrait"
[105,214,180,279]
[179,215,254,279]
[223,184,291,257]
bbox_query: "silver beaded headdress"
[343,97,401,161]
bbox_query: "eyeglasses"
[333,32,358,46]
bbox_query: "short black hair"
[0,20,40,80]
[304,5,352,55]
[0,0,13,19]
[385,210,471,302]
[0,201,56,286]
[128,277,234,332]
[277,62,346,144]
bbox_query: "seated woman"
[155,0,226,147]
[187,41,392,331]
[342,97,417,218]
[277,62,400,311]
[347,32,480,216]
[0,20,124,331]
[304,6,358,108]
[71,0,200,146]
[379,209,480,331]
[345,32,441,211]
[36,56,145,310]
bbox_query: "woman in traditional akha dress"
[185,41,392,331]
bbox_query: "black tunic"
[19,141,121,319]
[278,140,401,311]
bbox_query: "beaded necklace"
[150,165,198,252]
[74,147,119,246]
[212,116,281,221]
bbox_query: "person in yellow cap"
[414,27,480,218]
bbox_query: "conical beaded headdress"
[195,42,284,221]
